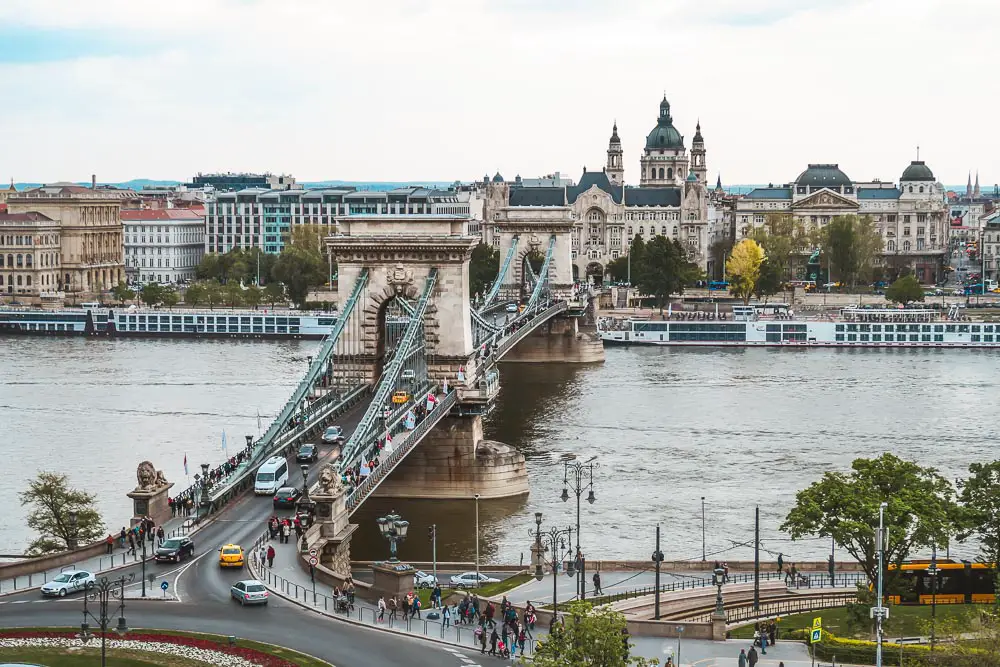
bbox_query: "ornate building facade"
[732,161,950,283]
[484,96,710,280]
[0,212,62,296]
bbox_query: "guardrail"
[494,301,568,361]
[720,591,858,625]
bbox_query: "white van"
[254,456,289,495]
[79,302,100,309]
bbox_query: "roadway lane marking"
[10,601,28,604]
[173,549,215,603]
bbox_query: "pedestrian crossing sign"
[811,628,822,644]
[813,616,822,629]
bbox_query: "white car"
[413,570,438,588]
[505,303,518,313]
[40,570,95,597]
[450,571,500,588]
[230,579,269,606]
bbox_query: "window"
[904,227,910,236]
[903,241,911,252]
[658,168,664,180]
[667,168,673,180]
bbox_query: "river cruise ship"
[0,306,337,339]
[599,304,1000,348]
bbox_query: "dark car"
[273,486,301,509]
[321,425,344,445]
[155,537,194,563]
[296,443,318,463]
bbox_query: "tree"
[635,236,700,314]
[525,604,658,667]
[469,243,500,299]
[110,281,135,305]
[781,453,958,588]
[263,282,285,308]
[203,280,223,310]
[605,254,630,283]
[184,281,207,307]
[244,285,263,310]
[751,213,807,281]
[20,472,105,556]
[957,461,1000,567]
[272,246,326,308]
[160,286,179,309]
[824,215,884,289]
[224,281,244,308]
[140,283,164,307]
[726,239,765,304]
[754,259,782,302]
[708,237,734,281]
[885,274,924,304]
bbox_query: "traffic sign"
[810,628,822,644]
[309,556,318,566]
[309,548,317,557]
[813,616,822,629]
[160,581,169,591]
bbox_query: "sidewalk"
[0,513,194,595]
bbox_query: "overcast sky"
[0,0,995,187]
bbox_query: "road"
[0,399,486,667]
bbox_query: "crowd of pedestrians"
[107,516,164,558]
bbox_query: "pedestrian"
[105,534,114,554]
[432,583,441,609]
[489,627,499,656]
[748,645,759,667]
[127,532,136,557]
[156,525,165,546]
[761,628,768,654]
[477,623,487,654]
[593,571,603,595]
[378,596,386,622]
[258,544,266,569]
[518,626,526,654]
[119,527,126,550]
[388,595,398,623]
[266,544,275,568]
[281,522,291,545]
[412,595,421,619]
[738,648,747,667]
[402,594,411,619]
[777,552,784,574]
[442,603,451,628]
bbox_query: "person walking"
[266,544,275,568]
[258,544,266,569]
[738,648,748,667]
[156,525,165,546]
[593,571,603,595]
[377,596,386,623]
[442,603,451,628]
[119,527,127,550]
[488,627,499,657]
[105,534,114,554]
[411,595,422,619]
[747,645,759,667]
[127,532,136,557]
[388,595,398,623]
[478,623,488,654]
[777,552,784,574]
[760,628,768,655]
[402,594,411,619]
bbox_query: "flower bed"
[0,630,302,667]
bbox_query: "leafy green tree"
[263,282,285,308]
[781,453,958,588]
[754,258,783,302]
[21,472,105,556]
[885,274,925,304]
[628,236,647,284]
[469,243,500,299]
[184,282,207,307]
[203,280,223,310]
[635,236,699,314]
[726,239,765,304]
[273,246,325,308]
[244,285,263,310]
[957,461,1000,567]
[110,281,135,305]
[605,254,630,283]
[224,281,244,308]
[752,213,807,281]
[524,604,658,667]
[160,286,179,309]
[140,283,164,307]
[824,215,884,289]
[196,253,221,281]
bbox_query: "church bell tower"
[606,122,624,186]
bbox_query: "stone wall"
[372,415,529,500]
[502,316,605,364]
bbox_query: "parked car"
[505,303,518,312]
[449,571,500,588]
[155,537,195,563]
[231,579,269,606]
[321,426,344,445]
[218,544,245,568]
[296,443,318,463]
[273,486,301,509]
[40,570,95,597]
[414,570,438,588]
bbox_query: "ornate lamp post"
[652,524,664,620]
[376,512,409,562]
[77,574,132,667]
[561,458,596,601]
[199,463,211,507]
[712,565,726,620]
[67,510,79,550]
[528,513,574,624]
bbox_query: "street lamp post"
[528,515,574,625]
[68,510,79,551]
[77,574,132,667]
[929,543,938,652]
[652,524,664,620]
[474,494,481,583]
[700,497,706,562]
[561,459,596,601]
[376,512,409,562]
[712,565,726,620]
[875,501,888,667]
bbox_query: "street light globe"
[395,519,410,540]
[560,488,569,502]
[586,489,596,505]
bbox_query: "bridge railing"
[493,301,568,362]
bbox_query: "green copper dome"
[795,164,852,188]
[645,96,684,150]
[900,161,935,182]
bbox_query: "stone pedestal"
[127,482,173,527]
[303,471,358,582]
[371,561,416,602]
[710,611,727,641]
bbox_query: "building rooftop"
[624,187,682,207]
[857,188,901,200]
[795,164,852,188]
[0,211,56,223]
[509,188,566,206]
[746,187,793,199]
[120,209,205,221]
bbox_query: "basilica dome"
[645,96,684,150]
[900,160,935,182]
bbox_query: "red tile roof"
[120,209,204,221]
[0,211,55,222]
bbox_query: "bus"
[888,560,995,605]
[708,281,729,291]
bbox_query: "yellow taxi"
[218,544,245,568]
[391,391,411,404]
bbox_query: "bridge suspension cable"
[478,234,519,312]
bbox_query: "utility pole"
[875,501,888,667]
[929,542,938,653]
[429,524,438,589]
[753,505,760,611]
[701,496,706,562]
[652,524,664,620]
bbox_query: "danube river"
[2,337,997,564]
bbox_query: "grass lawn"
[414,573,534,608]
[730,604,989,640]
[0,628,333,667]
[0,647,211,666]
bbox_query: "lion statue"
[317,463,341,495]
[136,461,167,490]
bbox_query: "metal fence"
[682,591,859,624]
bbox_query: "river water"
[2,338,997,565]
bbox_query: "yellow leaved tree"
[726,239,765,304]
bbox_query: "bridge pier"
[501,315,605,363]
[371,414,528,500]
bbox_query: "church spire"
[975,171,981,198]
[967,172,973,198]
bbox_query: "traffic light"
[428,524,436,542]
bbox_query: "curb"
[249,559,481,655]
